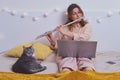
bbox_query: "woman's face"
[69,8,83,21]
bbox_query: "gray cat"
[12,45,46,74]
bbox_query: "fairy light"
[0,6,119,24]
[32,17,39,21]
[1,7,10,12]
[10,10,17,16]
[54,7,60,12]
[43,12,49,17]
[107,11,113,17]
[21,12,28,18]
[96,18,102,23]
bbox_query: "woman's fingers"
[45,31,53,42]
[56,25,63,31]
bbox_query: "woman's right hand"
[45,31,53,42]
[45,31,56,47]
[55,25,65,35]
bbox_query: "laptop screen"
[57,40,97,58]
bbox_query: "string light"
[107,11,113,17]
[10,10,17,16]
[21,12,28,18]
[32,17,39,21]
[96,18,102,23]
[43,12,49,17]
[0,6,120,24]
[54,7,60,12]
[1,7,10,12]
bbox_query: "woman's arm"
[45,32,56,50]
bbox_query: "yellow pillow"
[5,42,53,60]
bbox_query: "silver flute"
[35,17,83,40]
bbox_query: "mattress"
[0,51,120,74]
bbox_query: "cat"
[12,45,47,74]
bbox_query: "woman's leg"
[58,57,78,72]
[77,58,95,71]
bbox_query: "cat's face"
[23,45,34,57]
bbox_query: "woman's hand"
[45,31,53,42]
[45,31,56,47]
[56,25,66,35]
[56,25,74,39]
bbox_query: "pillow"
[5,42,53,60]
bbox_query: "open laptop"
[57,40,97,58]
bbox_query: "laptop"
[57,40,97,58]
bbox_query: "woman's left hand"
[56,25,65,35]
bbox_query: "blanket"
[0,70,120,80]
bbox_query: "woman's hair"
[66,3,87,28]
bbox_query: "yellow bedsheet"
[0,70,120,80]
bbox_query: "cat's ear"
[23,45,26,49]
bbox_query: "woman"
[46,3,95,72]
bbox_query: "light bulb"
[32,17,39,21]
[1,7,10,12]
[21,12,28,18]
[96,18,102,23]
[107,11,113,17]
[54,7,60,12]
[10,10,17,16]
[43,12,48,17]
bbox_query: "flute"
[35,17,83,40]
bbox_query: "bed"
[0,51,120,80]
[0,51,120,73]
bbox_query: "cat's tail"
[28,66,47,74]
[38,66,47,72]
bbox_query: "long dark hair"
[66,4,87,28]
